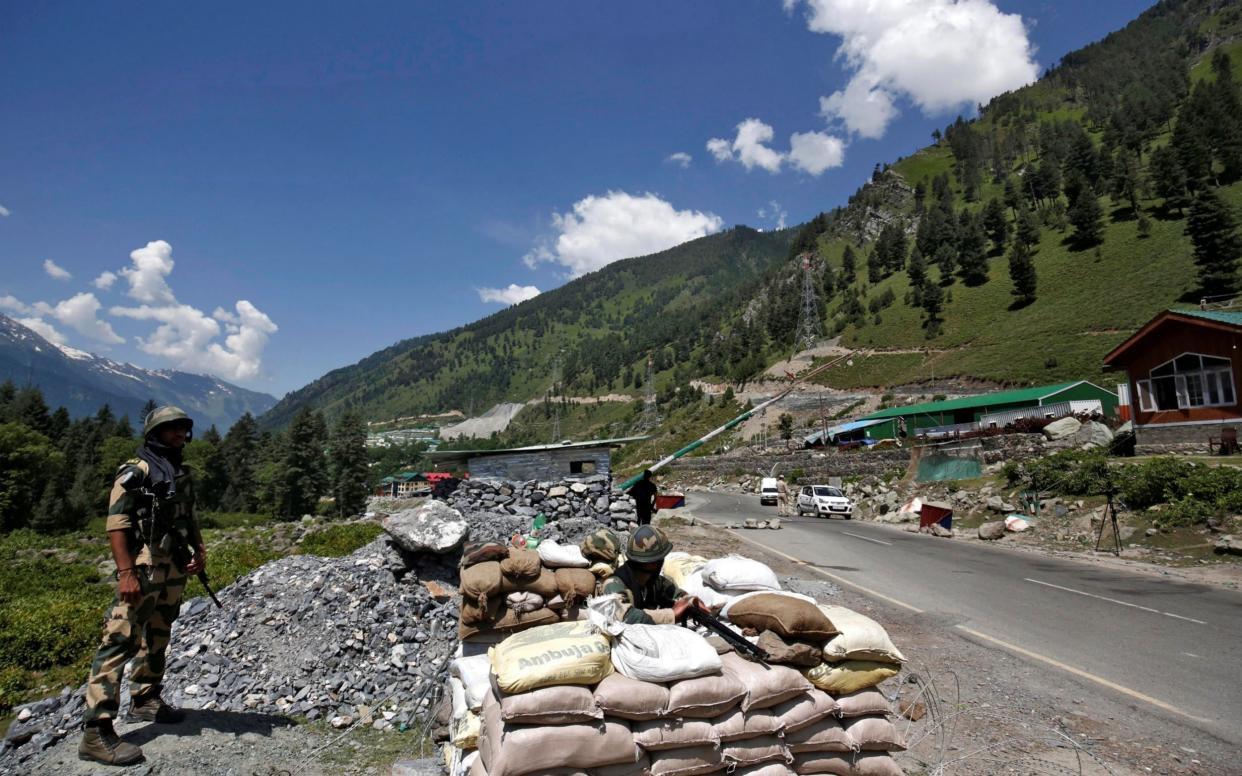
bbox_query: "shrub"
[1013,449,1110,494]
[0,591,102,671]
[299,522,384,558]
[1116,458,1193,509]
[209,541,284,590]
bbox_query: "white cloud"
[666,152,693,168]
[788,130,847,174]
[93,271,117,290]
[706,138,733,163]
[478,284,542,306]
[0,294,33,315]
[120,240,176,304]
[47,292,124,344]
[17,317,66,345]
[791,0,1038,138]
[43,259,72,281]
[112,299,277,381]
[758,201,789,230]
[523,191,724,278]
[0,205,10,217]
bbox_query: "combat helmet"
[143,405,194,438]
[581,528,622,564]
[626,525,672,564]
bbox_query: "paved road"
[685,491,1242,747]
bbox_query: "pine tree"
[140,399,159,427]
[907,246,927,307]
[920,276,943,331]
[1068,189,1104,246]
[1002,176,1022,216]
[841,245,857,284]
[933,244,957,284]
[1149,145,1190,215]
[194,426,228,511]
[1109,149,1142,215]
[1008,239,1038,307]
[221,412,260,513]
[12,387,51,436]
[956,212,989,286]
[1186,188,1242,293]
[867,249,883,283]
[329,409,371,517]
[1016,205,1041,248]
[981,198,1009,254]
[278,406,330,518]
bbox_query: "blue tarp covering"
[804,418,888,445]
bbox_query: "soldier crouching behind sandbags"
[79,406,206,766]
[598,525,708,625]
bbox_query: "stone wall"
[1133,421,1237,455]
[668,448,911,483]
[441,474,642,534]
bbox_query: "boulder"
[1214,535,1242,556]
[1074,421,1115,449]
[767,519,782,530]
[1043,416,1082,441]
[978,521,1006,541]
[382,501,469,554]
[986,496,1016,513]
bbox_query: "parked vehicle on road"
[796,484,853,518]
[759,477,780,506]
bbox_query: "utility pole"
[795,253,824,353]
[640,353,660,432]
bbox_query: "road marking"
[724,529,923,613]
[1024,578,1207,625]
[954,625,1211,724]
[840,531,892,546]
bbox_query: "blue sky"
[0,1,1154,397]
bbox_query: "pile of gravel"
[443,475,641,537]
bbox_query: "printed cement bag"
[701,556,780,593]
[802,662,898,696]
[489,620,613,693]
[594,672,670,721]
[662,551,708,589]
[720,651,814,711]
[791,752,903,776]
[843,716,907,752]
[539,540,592,568]
[450,654,493,711]
[818,606,905,665]
[649,746,725,776]
[633,717,720,751]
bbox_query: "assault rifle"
[682,605,768,663]
[119,470,223,609]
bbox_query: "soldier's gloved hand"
[184,545,207,575]
[118,569,143,605]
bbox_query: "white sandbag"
[590,594,723,683]
[721,590,817,619]
[458,751,479,776]
[701,556,780,593]
[818,606,905,665]
[507,591,545,614]
[662,551,708,589]
[681,570,737,610]
[451,654,493,712]
[449,678,481,749]
[538,540,591,568]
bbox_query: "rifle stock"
[683,606,768,662]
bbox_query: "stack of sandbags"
[679,555,781,611]
[459,534,617,640]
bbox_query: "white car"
[796,485,853,519]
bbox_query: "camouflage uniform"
[597,525,682,625]
[83,457,197,723]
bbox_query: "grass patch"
[298,522,384,557]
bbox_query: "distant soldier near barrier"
[79,406,206,766]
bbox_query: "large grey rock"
[1215,535,1242,556]
[383,501,469,554]
[986,496,1016,513]
[1043,416,1082,440]
[1074,421,1114,449]
[978,521,1006,541]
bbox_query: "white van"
[759,477,780,506]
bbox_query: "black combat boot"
[79,721,144,765]
[127,692,186,724]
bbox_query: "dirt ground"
[666,522,1242,776]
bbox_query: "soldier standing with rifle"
[79,406,208,766]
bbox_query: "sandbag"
[833,690,891,719]
[634,718,720,751]
[721,591,817,619]
[458,751,479,776]
[665,671,747,718]
[539,539,591,568]
[459,606,560,640]
[460,596,503,627]
[500,548,542,581]
[843,716,906,752]
[594,672,671,721]
[543,755,653,776]
[733,765,796,776]
[720,652,814,711]
[462,541,510,568]
[818,606,905,665]
[499,684,602,725]
[462,561,503,610]
[802,662,898,696]
[450,654,493,712]
[726,595,838,642]
[662,552,708,589]
[791,752,903,776]
[489,621,613,693]
[757,631,824,668]
[449,677,480,749]
[506,591,544,614]
[772,689,838,733]
[556,567,599,605]
[680,570,737,611]
[785,717,855,754]
[722,736,791,768]
[479,691,639,776]
[649,746,725,776]
[701,556,780,593]
[611,624,722,683]
[500,567,560,599]
[712,707,783,742]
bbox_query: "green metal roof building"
[857,380,1119,440]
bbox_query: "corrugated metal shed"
[863,382,1084,419]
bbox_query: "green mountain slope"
[261,226,793,428]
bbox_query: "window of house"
[570,460,596,474]
[1136,353,1236,411]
